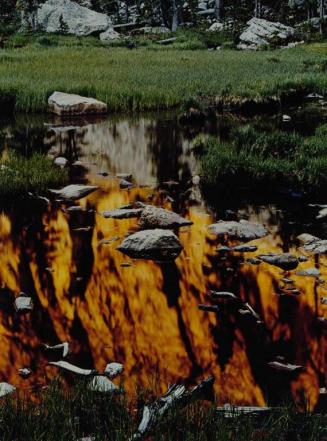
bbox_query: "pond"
[0,107,326,409]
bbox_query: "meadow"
[0,35,326,113]
[197,123,327,193]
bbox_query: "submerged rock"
[49,184,98,201]
[48,92,107,116]
[139,205,193,230]
[233,245,258,252]
[296,267,320,277]
[0,383,16,398]
[208,220,267,241]
[239,18,295,48]
[258,253,299,270]
[117,229,183,260]
[298,233,327,254]
[37,0,114,37]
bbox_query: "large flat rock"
[48,92,107,116]
[239,18,295,48]
[139,205,193,229]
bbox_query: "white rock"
[18,368,32,378]
[0,383,16,398]
[104,362,124,378]
[296,268,320,277]
[239,18,295,48]
[48,184,98,200]
[99,28,120,41]
[43,342,69,358]
[207,22,224,32]
[48,91,107,116]
[37,0,113,36]
[208,220,268,241]
[14,293,33,314]
[54,157,68,168]
[282,114,291,121]
[298,233,327,254]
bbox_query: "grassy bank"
[0,154,68,197]
[0,37,326,112]
[0,379,325,441]
[197,124,327,193]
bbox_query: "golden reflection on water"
[0,114,325,409]
[0,179,325,408]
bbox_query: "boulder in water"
[258,253,299,270]
[208,220,267,241]
[139,205,193,229]
[117,229,183,260]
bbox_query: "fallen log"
[130,376,214,440]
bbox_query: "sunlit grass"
[0,39,326,112]
[198,123,327,192]
[0,153,68,197]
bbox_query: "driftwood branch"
[130,376,215,440]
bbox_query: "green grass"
[0,379,325,441]
[0,153,68,198]
[197,123,327,192]
[0,37,326,112]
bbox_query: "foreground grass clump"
[0,379,325,441]
[197,124,327,192]
[0,153,68,197]
[0,39,326,112]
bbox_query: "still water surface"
[0,110,326,408]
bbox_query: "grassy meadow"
[197,123,327,193]
[0,35,326,112]
[0,379,325,441]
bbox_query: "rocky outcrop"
[139,206,193,230]
[117,229,183,260]
[48,92,107,116]
[208,220,267,241]
[258,253,299,270]
[37,0,117,37]
[239,18,295,49]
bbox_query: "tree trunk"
[214,0,223,21]
[172,0,178,32]
[320,0,324,35]
[254,0,261,18]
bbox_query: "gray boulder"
[37,0,115,37]
[298,233,327,254]
[208,220,267,241]
[139,205,193,230]
[49,184,98,200]
[239,18,295,48]
[49,92,107,116]
[117,229,183,260]
[258,253,299,270]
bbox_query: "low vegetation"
[0,36,326,112]
[197,123,327,193]
[0,153,68,198]
[0,379,325,441]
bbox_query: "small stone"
[296,268,320,277]
[14,293,33,314]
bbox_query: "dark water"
[0,107,326,409]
